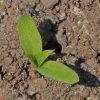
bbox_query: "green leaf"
[18,12,42,55]
[35,50,54,67]
[36,61,79,84]
[17,12,79,84]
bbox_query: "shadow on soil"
[74,58,100,87]
[38,19,100,87]
[38,19,62,53]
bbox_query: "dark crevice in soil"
[28,92,37,100]
[97,52,100,63]
[0,66,7,80]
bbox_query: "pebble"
[0,11,6,19]
[41,0,59,8]
[92,88,98,95]
[27,78,47,95]
[14,68,22,76]
[83,89,90,97]
[4,57,13,65]
[59,12,66,20]
[4,0,12,7]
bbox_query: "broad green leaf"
[35,50,54,67]
[18,12,42,55]
[36,61,79,84]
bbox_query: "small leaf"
[18,12,42,55]
[36,61,79,84]
[35,50,54,67]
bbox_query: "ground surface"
[0,0,100,100]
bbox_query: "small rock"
[3,73,13,81]
[4,57,13,65]
[0,0,3,3]
[83,89,90,97]
[59,11,66,20]
[16,52,22,59]
[41,0,59,8]
[27,78,47,95]
[92,88,98,95]
[0,11,6,19]
[4,0,12,7]
[14,68,22,76]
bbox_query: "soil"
[0,0,100,100]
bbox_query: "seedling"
[18,12,79,84]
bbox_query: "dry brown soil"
[0,0,100,100]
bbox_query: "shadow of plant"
[75,58,100,87]
[38,18,100,87]
[38,19,62,53]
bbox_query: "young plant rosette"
[18,12,79,84]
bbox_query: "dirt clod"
[41,0,59,8]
